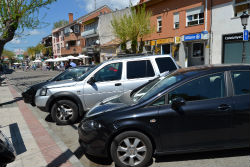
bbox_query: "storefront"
[223,32,250,64]
[182,32,209,67]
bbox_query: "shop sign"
[243,30,249,41]
[87,47,94,54]
[151,41,156,46]
[223,32,250,41]
[184,33,201,41]
[175,37,181,44]
[156,38,174,44]
[17,55,24,60]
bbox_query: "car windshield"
[77,64,101,81]
[131,72,186,103]
[52,67,91,81]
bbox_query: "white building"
[211,0,250,64]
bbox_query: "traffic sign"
[243,30,248,41]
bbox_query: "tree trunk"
[0,43,4,61]
[0,20,19,60]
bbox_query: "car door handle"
[115,83,122,86]
[217,104,231,111]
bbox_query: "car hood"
[86,91,135,118]
[30,81,51,91]
[45,80,77,89]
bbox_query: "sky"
[5,0,140,54]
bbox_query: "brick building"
[139,0,250,66]
[139,0,212,67]
[52,5,112,63]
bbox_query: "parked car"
[22,65,94,106]
[35,55,179,125]
[78,64,250,167]
[0,130,16,167]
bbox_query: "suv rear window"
[155,57,177,73]
[127,60,155,79]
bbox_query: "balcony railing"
[61,46,82,55]
[81,29,97,37]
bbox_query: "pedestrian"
[79,61,83,66]
[70,61,76,67]
[65,62,71,69]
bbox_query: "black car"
[0,130,15,167]
[22,65,94,106]
[78,64,250,167]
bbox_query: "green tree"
[2,49,15,64]
[111,4,153,53]
[111,13,131,52]
[53,20,68,29]
[0,0,56,60]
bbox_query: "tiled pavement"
[0,76,83,167]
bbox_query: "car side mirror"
[87,77,96,85]
[171,97,185,110]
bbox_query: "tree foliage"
[53,20,68,29]
[0,0,56,59]
[2,49,15,64]
[111,4,153,53]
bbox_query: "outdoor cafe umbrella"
[77,54,89,59]
[66,55,80,60]
[54,57,69,62]
[45,58,55,62]
[33,59,42,63]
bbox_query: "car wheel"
[111,131,153,167]
[51,100,78,125]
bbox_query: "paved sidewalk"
[0,76,83,167]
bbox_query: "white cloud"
[10,38,21,44]
[28,29,43,35]
[75,0,140,12]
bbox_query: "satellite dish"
[96,40,100,45]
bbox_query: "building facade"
[81,5,112,63]
[52,6,112,64]
[211,0,250,64]
[52,28,64,58]
[98,8,131,62]
[139,0,212,67]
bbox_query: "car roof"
[172,64,250,77]
[103,54,173,63]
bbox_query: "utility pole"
[95,0,96,9]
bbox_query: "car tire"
[111,131,153,167]
[51,100,78,125]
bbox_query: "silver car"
[35,55,179,125]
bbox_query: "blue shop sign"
[184,33,202,41]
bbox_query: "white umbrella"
[33,59,42,63]
[45,58,55,62]
[66,55,80,60]
[77,54,89,59]
[54,57,69,62]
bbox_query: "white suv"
[35,55,179,125]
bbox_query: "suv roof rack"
[115,52,153,58]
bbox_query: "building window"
[192,43,204,57]
[186,6,204,26]
[174,12,179,29]
[234,0,250,17]
[157,16,162,32]
[77,40,80,46]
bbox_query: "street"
[2,69,249,167]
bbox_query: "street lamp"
[240,11,249,63]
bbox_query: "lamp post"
[240,11,249,63]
